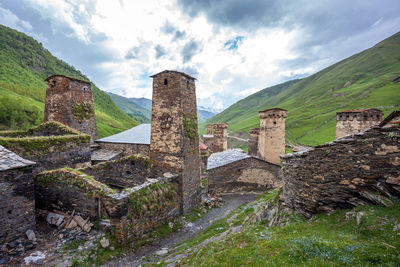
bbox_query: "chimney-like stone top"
[258,108,287,119]
[336,108,382,115]
[150,70,196,80]
[45,74,91,85]
[249,128,260,134]
[213,122,228,128]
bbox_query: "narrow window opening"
[273,121,277,125]
[164,79,168,85]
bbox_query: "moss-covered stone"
[72,102,95,121]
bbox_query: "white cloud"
[0,5,32,32]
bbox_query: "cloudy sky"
[0,0,399,110]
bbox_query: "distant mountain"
[204,32,400,146]
[129,97,153,111]
[107,93,151,123]
[109,95,219,123]
[0,24,138,138]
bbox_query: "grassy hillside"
[0,24,138,138]
[205,32,400,146]
[107,92,151,123]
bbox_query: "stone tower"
[335,108,383,139]
[213,123,228,152]
[206,124,213,135]
[248,128,260,157]
[44,75,97,140]
[258,108,287,165]
[149,70,201,214]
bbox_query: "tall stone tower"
[248,128,260,157]
[213,123,228,152]
[335,108,383,139]
[258,108,287,165]
[149,70,201,214]
[206,124,213,135]
[44,75,97,140]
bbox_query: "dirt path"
[106,193,258,267]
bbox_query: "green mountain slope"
[205,32,400,146]
[0,24,138,138]
[107,92,151,123]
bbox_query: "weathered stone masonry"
[335,108,383,139]
[208,151,281,195]
[35,155,180,243]
[213,123,228,153]
[258,108,287,165]
[282,126,400,217]
[44,75,97,140]
[149,70,201,214]
[248,128,260,157]
[0,146,35,244]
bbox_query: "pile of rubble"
[40,210,94,232]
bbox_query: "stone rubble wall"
[208,157,282,195]
[82,155,163,188]
[213,123,228,153]
[95,142,149,157]
[0,166,35,244]
[248,128,260,157]
[282,126,400,217]
[0,122,91,175]
[335,109,383,139]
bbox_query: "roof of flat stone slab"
[207,149,251,170]
[95,124,151,144]
[91,149,122,162]
[150,70,196,80]
[0,145,35,171]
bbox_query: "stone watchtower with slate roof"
[258,108,287,165]
[44,75,97,140]
[0,146,35,244]
[149,70,201,214]
[335,108,383,139]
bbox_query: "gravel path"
[106,193,258,267]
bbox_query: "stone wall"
[213,123,228,152]
[335,108,383,139]
[282,126,400,217]
[95,142,149,157]
[0,166,35,243]
[44,75,97,140]
[208,157,281,195]
[202,135,214,151]
[35,163,180,244]
[0,122,91,174]
[150,70,201,214]
[248,128,259,157]
[258,108,287,165]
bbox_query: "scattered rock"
[26,229,36,242]
[356,211,365,225]
[155,248,168,255]
[343,81,352,87]
[169,222,174,229]
[100,237,110,248]
[47,213,65,226]
[394,223,400,231]
[24,251,46,265]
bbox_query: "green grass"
[168,194,400,266]
[0,24,138,138]
[203,32,400,146]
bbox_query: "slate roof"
[95,124,151,145]
[0,145,35,171]
[91,149,122,162]
[207,149,251,170]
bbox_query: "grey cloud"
[125,40,151,60]
[161,20,176,34]
[182,39,201,63]
[154,45,166,59]
[178,65,199,78]
[177,0,400,45]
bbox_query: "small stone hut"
[0,145,35,244]
[207,149,281,195]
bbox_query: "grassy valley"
[0,25,138,138]
[204,32,400,146]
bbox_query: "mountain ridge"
[204,31,400,146]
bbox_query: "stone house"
[207,149,281,195]
[93,124,151,163]
[0,145,35,244]
[201,123,228,153]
